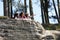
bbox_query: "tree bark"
[40,0,45,24]
[59,2,60,20]
[24,0,27,13]
[29,0,34,19]
[3,0,8,16]
[43,0,49,24]
[11,0,13,18]
[8,0,11,18]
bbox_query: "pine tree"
[29,0,34,19]
[52,0,60,23]
[57,0,60,23]
[8,0,12,18]
[24,0,27,13]
[11,0,13,18]
[43,0,49,24]
[3,0,8,16]
[40,0,45,24]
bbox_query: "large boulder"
[0,19,60,40]
[0,19,43,40]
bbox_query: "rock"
[0,19,40,40]
[0,36,4,40]
[0,19,60,40]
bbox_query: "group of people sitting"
[14,12,32,20]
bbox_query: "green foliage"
[42,24,60,30]
[56,24,60,30]
[0,16,8,19]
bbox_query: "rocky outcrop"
[0,19,41,40]
[0,19,60,40]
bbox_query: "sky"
[0,1,4,16]
[0,0,59,24]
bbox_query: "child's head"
[19,12,25,17]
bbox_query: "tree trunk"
[43,0,49,24]
[11,0,13,18]
[59,1,60,20]
[8,0,11,18]
[3,0,8,16]
[29,0,34,20]
[24,0,27,13]
[59,1,60,23]
[57,0,60,23]
[57,0,59,15]
[40,0,45,24]
[52,0,60,23]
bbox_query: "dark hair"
[14,13,18,18]
[19,12,24,17]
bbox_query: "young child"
[25,13,29,18]
[25,13,35,18]
[19,12,26,18]
[25,13,32,20]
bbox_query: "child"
[25,13,32,20]
[19,12,26,19]
[25,13,29,18]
